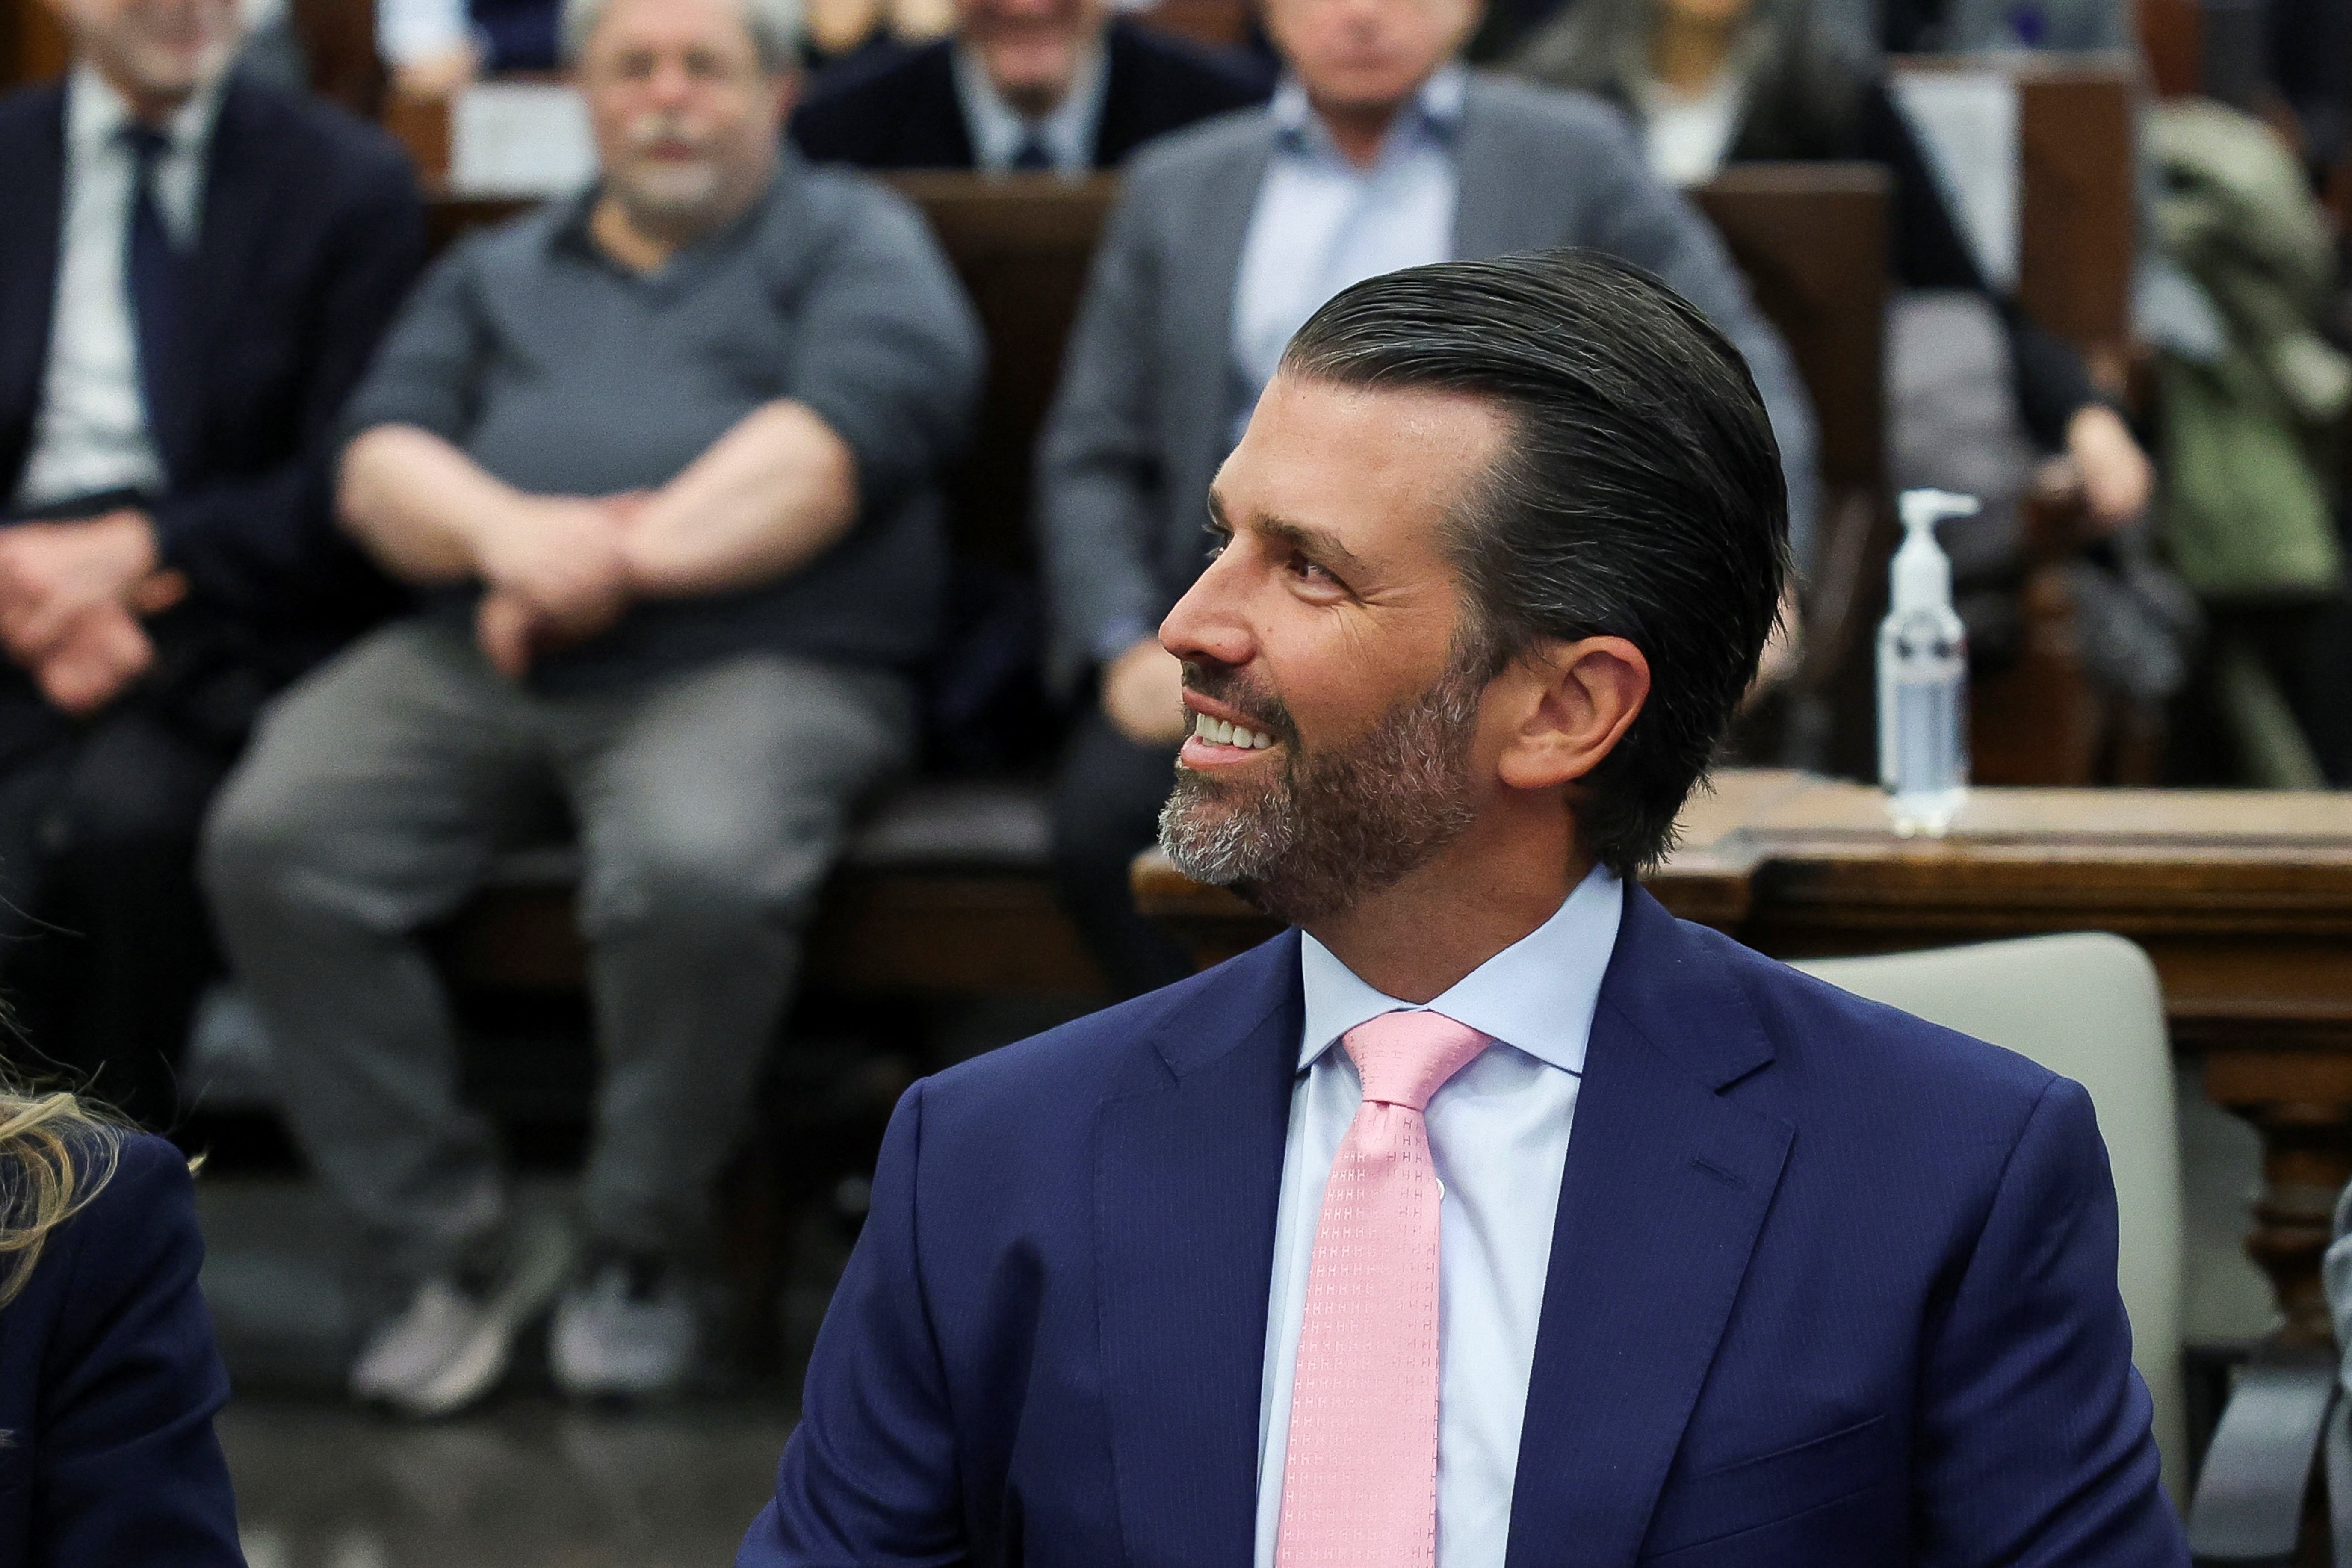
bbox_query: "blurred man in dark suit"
[791,0,1271,174]
[0,0,421,1126]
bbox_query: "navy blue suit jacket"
[0,71,419,653]
[0,1134,241,1567]
[789,21,1274,173]
[744,886,2187,1566]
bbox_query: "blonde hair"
[0,1092,121,1311]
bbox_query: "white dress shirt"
[13,65,219,514]
[952,40,1108,177]
[1255,864,1625,1568]
[1228,67,1465,428]
[1633,67,1749,188]
[374,0,467,66]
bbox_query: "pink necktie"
[1277,1009,1492,1568]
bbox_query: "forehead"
[587,0,759,54]
[1213,372,1507,564]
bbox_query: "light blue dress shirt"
[1255,863,1625,1568]
[951,41,1108,177]
[1228,66,1466,435]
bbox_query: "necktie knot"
[1341,1010,1490,1113]
[119,123,171,171]
[1011,134,1053,172]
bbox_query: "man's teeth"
[1193,713,1275,750]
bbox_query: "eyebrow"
[1205,492,1375,581]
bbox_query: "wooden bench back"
[884,174,1117,571]
[1892,54,2138,368]
[1,0,67,88]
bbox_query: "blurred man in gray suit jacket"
[1038,0,1817,993]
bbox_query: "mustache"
[625,112,707,154]
[1181,661,1297,747]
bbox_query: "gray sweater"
[344,153,984,691]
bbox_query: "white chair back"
[1792,933,2186,1501]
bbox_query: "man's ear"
[1494,635,1649,792]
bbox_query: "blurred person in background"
[0,1090,244,1564]
[789,0,1274,174]
[1511,0,2153,530]
[1036,0,1817,996]
[375,0,565,98]
[0,0,420,1129]
[203,0,981,1418]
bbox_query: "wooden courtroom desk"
[1133,771,2352,1345]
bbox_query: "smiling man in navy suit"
[739,251,2188,1568]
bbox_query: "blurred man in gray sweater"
[204,0,980,1417]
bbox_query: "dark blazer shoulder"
[924,930,1300,1118]
[790,39,967,168]
[2,1131,243,1568]
[215,73,417,201]
[1660,904,2063,1146]
[36,1133,207,1328]
[1095,19,1275,165]
[0,79,67,154]
[1463,69,1649,153]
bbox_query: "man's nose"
[646,56,696,106]
[1159,555,1254,670]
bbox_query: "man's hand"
[2065,405,2154,535]
[470,495,633,643]
[0,511,161,667]
[35,604,157,717]
[468,493,648,677]
[1101,637,1188,748]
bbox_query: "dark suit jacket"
[789,20,1274,171]
[741,886,2187,1566]
[0,1134,242,1567]
[0,71,422,660]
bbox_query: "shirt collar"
[1297,862,1624,1076]
[67,59,225,162]
[1270,60,1468,158]
[552,159,790,280]
[952,35,1110,174]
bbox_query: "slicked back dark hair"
[1280,248,1789,876]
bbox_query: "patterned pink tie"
[1277,1009,1493,1568]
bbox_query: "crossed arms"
[340,401,858,676]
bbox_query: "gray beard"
[1157,665,1485,926]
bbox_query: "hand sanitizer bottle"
[1878,489,1977,837]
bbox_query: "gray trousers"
[202,621,912,1278]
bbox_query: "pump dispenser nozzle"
[1890,488,1979,616]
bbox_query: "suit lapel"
[1504,890,1793,1568]
[1098,931,1302,1568]
[177,81,275,487]
[910,45,975,167]
[1092,22,1146,168]
[1163,124,1269,537]
[1452,77,1521,260]
[0,87,69,502]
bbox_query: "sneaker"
[349,1219,574,1419]
[550,1252,696,1401]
